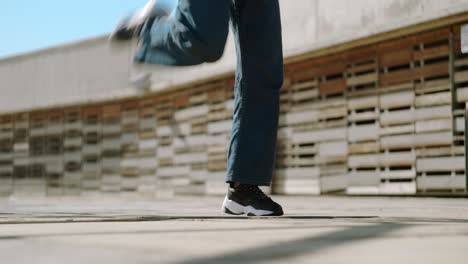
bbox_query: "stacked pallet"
[275,75,320,194]
[274,78,296,193]
[170,90,199,195]
[13,113,39,195]
[275,56,348,195]
[454,23,468,139]
[81,106,101,192]
[0,115,13,196]
[378,85,417,194]
[346,47,381,194]
[137,98,158,194]
[63,108,83,195]
[206,82,233,195]
[45,111,65,195]
[1,25,467,197]
[379,38,419,194]
[120,101,140,192]
[440,24,468,192]
[346,39,422,194]
[453,23,467,144]
[317,58,349,193]
[173,85,211,195]
[154,95,179,197]
[416,79,458,192]
[101,104,122,192]
[414,30,462,193]
[28,112,48,195]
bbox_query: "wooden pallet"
[378,29,450,87]
[137,98,157,194]
[1,25,467,197]
[12,114,34,194]
[347,180,417,195]
[207,145,227,171]
[0,116,14,196]
[63,108,83,193]
[76,107,99,191]
[346,46,379,95]
[416,156,465,192]
[320,164,348,193]
[273,167,320,195]
[120,101,140,192]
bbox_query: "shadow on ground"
[176,222,406,264]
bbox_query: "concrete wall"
[2,0,468,113]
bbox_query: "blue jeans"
[135,0,284,186]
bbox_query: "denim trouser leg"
[135,0,284,186]
[135,0,231,65]
[226,0,284,186]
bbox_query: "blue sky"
[0,0,150,58]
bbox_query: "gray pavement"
[1,194,468,264]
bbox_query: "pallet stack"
[0,25,467,197]
[81,106,101,193]
[316,58,349,193]
[28,112,48,195]
[346,47,381,194]
[63,108,83,195]
[14,113,46,196]
[378,38,419,194]
[45,111,64,195]
[137,98,158,194]
[378,85,417,194]
[154,95,179,197]
[0,115,13,195]
[206,82,233,195]
[454,23,468,147]
[439,24,468,193]
[169,90,198,195]
[100,104,122,192]
[274,78,295,193]
[173,86,211,195]
[275,56,348,195]
[275,73,321,194]
[414,29,463,193]
[120,101,140,192]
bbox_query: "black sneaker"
[222,184,284,216]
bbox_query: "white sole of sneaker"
[222,196,274,216]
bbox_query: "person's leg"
[111,0,284,216]
[225,0,284,186]
[134,0,231,66]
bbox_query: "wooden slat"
[347,73,378,87]
[290,67,322,82]
[379,48,413,68]
[414,45,450,61]
[417,176,466,190]
[346,46,377,63]
[378,36,414,52]
[415,91,451,107]
[347,62,377,75]
[380,68,415,86]
[411,27,450,44]
[319,79,346,96]
[416,62,449,78]
[380,90,415,109]
[417,157,464,172]
[174,93,190,108]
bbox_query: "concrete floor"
[0,195,468,264]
